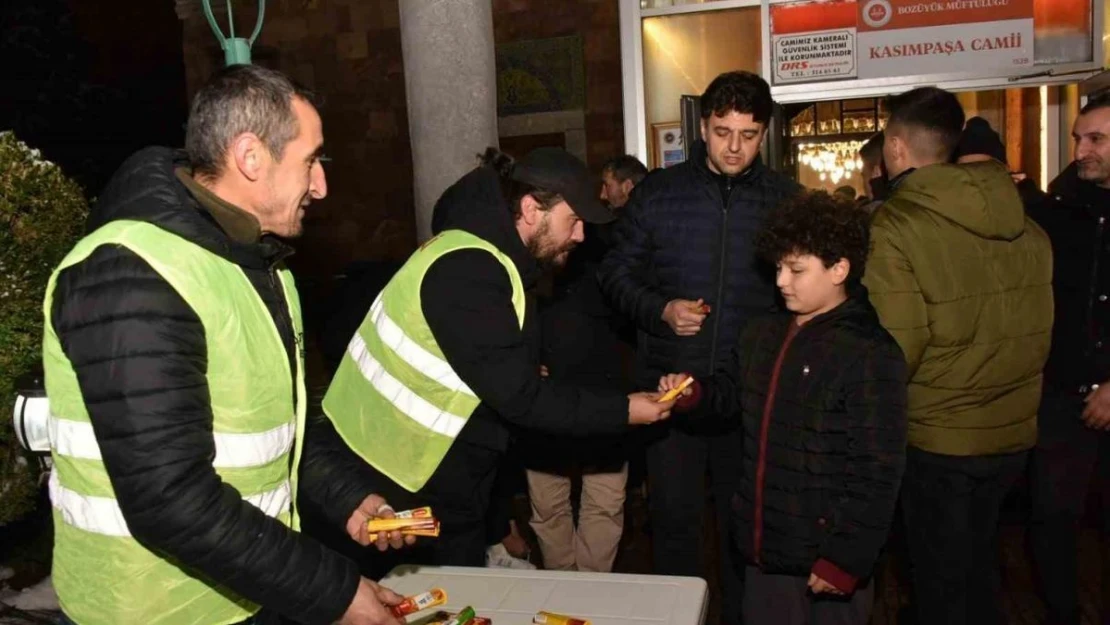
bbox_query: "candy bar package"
[391,588,447,617]
[367,506,441,541]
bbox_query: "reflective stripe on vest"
[346,329,469,437]
[48,471,292,538]
[42,219,307,625]
[50,416,296,468]
[323,230,525,492]
[366,297,476,396]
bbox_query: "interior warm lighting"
[1040,85,1048,192]
[796,141,866,186]
[790,102,888,138]
[642,18,700,93]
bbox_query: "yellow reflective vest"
[323,230,525,492]
[42,220,307,625]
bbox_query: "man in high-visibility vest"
[45,65,410,625]
[323,147,676,566]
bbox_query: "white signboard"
[773,28,858,84]
[858,19,1033,78]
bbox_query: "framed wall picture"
[651,122,686,169]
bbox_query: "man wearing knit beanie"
[956,116,1041,205]
[955,117,1008,165]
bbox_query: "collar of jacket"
[894,162,1027,241]
[174,168,262,246]
[174,167,294,269]
[429,165,543,289]
[689,139,764,188]
[1049,161,1110,212]
[776,284,881,334]
[887,167,915,191]
[86,146,293,271]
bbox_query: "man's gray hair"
[185,64,314,179]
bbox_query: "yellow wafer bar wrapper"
[366,518,425,532]
[394,506,434,519]
[367,507,439,541]
[657,376,694,403]
[366,516,438,531]
[368,521,441,542]
[534,611,591,625]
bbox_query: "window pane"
[1034,0,1093,64]
[642,8,763,130]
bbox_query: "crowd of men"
[35,60,1110,625]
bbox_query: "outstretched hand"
[346,495,417,551]
[628,391,674,425]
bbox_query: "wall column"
[399,0,498,241]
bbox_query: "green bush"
[0,131,88,524]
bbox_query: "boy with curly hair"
[661,192,908,625]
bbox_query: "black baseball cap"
[510,147,616,224]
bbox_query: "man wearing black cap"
[322,146,675,567]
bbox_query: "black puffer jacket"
[598,141,801,389]
[312,166,631,568]
[693,293,907,581]
[1029,163,1110,393]
[420,164,630,445]
[524,222,635,467]
[50,147,380,625]
[541,222,632,393]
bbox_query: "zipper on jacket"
[1087,215,1107,355]
[708,178,733,372]
[753,323,799,565]
[269,266,300,518]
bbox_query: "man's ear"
[888,134,908,167]
[831,258,851,286]
[700,118,708,143]
[230,133,265,182]
[620,179,634,197]
[518,194,542,226]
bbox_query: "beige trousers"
[526,462,628,572]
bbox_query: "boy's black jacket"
[696,288,908,580]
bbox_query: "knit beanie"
[956,117,1007,164]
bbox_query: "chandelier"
[796,141,865,185]
[790,116,886,137]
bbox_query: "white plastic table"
[381,565,708,625]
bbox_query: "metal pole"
[201,0,266,66]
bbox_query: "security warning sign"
[769,0,1036,87]
[773,29,857,84]
[771,0,859,85]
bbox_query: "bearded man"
[321,147,675,566]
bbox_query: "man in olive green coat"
[863,87,1053,625]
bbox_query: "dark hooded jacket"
[348,165,632,565]
[49,147,380,625]
[307,165,632,569]
[419,165,630,447]
[691,291,907,585]
[863,161,1053,456]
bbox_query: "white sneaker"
[485,543,536,570]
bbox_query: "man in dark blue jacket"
[598,71,800,623]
